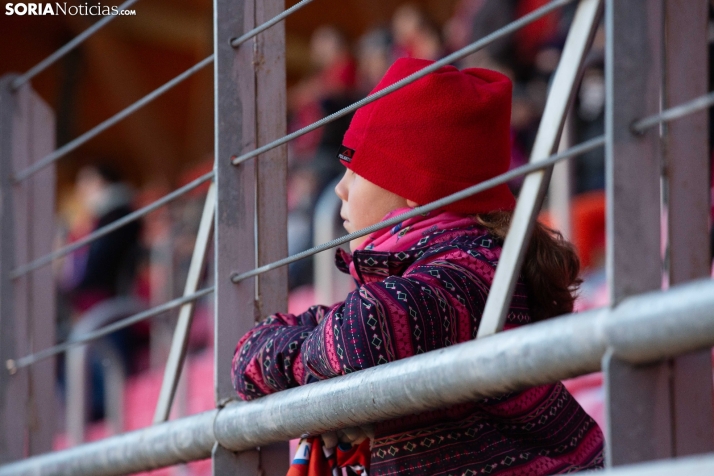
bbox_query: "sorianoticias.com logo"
[5,3,136,15]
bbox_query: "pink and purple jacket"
[232,209,604,475]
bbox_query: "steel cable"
[6,287,215,372]
[11,0,140,90]
[11,171,214,278]
[12,0,316,183]
[632,90,714,133]
[231,0,573,166]
[13,56,215,183]
[230,0,315,47]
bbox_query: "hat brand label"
[337,145,355,163]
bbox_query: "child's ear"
[406,199,419,208]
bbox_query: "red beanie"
[338,58,516,214]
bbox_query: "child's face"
[335,168,413,251]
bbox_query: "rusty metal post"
[213,0,260,471]
[603,0,670,466]
[253,0,290,474]
[0,75,28,465]
[663,0,713,457]
[213,0,288,473]
[23,88,56,457]
[0,77,57,462]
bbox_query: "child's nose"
[335,172,349,201]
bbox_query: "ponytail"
[476,211,582,322]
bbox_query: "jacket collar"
[334,208,484,285]
[335,247,422,285]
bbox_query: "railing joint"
[4,360,17,376]
[629,119,647,136]
[216,397,239,409]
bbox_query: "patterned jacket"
[233,210,604,475]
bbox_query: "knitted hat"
[338,57,516,214]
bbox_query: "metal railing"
[6,287,215,371]
[1,277,713,475]
[10,0,140,91]
[0,0,712,474]
[11,0,316,183]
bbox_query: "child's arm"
[300,260,490,378]
[234,259,493,398]
[231,304,334,400]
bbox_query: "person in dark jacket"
[59,164,144,420]
[233,58,604,475]
[63,164,142,312]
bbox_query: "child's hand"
[320,425,374,449]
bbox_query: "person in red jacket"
[233,58,604,475]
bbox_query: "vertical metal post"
[214,0,259,471]
[0,76,29,465]
[663,0,713,457]
[253,0,290,473]
[25,87,56,457]
[478,0,602,337]
[213,0,288,473]
[603,0,670,466]
[254,1,288,326]
[0,77,57,462]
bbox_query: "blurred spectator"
[574,59,606,194]
[288,25,356,168]
[286,26,357,288]
[57,164,145,420]
[444,0,566,195]
[448,0,514,74]
[59,164,142,313]
[443,0,485,55]
[355,28,392,95]
[391,4,443,60]
[455,0,561,78]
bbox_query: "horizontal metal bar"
[11,172,214,278]
[230,0,315,47]
[599,454,714,475]
[5,287,214,373]
[632,90,714,133]
[231,135,605,283]
[3,411,218,476]
[13,56,215,183]
[2,277,714,476]
[11,0,140,90]
[230,0,573,166]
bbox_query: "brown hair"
[476,211,582,322]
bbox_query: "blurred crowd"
[285,0,608,289]
[53,0,714,434]
[56,162,214,422]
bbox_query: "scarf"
[347,207,478,280]
[287,437,370,476]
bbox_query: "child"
[233,58,604,475]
